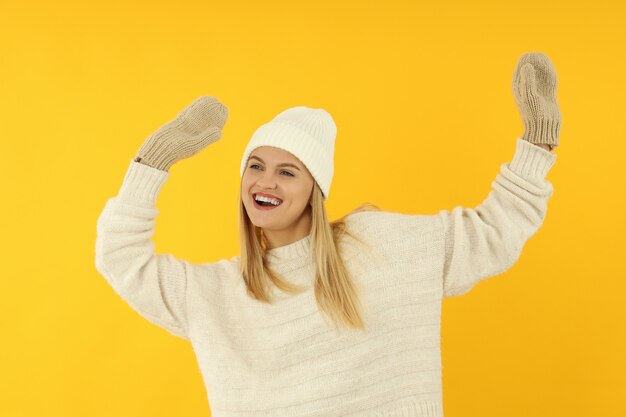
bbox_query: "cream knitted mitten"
[134,96,229,172]
[512,52,561,150]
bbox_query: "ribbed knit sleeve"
[439,138,557,297]
[95,159,190,341]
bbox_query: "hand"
[512,52,561,150]
[135,96,229,172]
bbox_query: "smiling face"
[241,146,315,247]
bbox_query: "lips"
[253,192,283,203]
[252,196,281,211]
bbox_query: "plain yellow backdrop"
[1,0,624,416]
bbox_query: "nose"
[256,170,277,190]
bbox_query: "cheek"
[290,185,312,207]
[241,176,252,192]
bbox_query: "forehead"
[250,146,301,165]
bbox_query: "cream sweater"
[95,138,557,417]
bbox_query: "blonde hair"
[238,181,381,332]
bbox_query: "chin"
[245,205,274,226]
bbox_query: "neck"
[263,207,312,249]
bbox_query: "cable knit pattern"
[95,138,556,417]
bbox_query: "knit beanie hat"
[239,106,337,200]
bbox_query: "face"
[241,146,315,236]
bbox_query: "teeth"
[255,195,281,206]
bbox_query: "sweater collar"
[266,233,312,263]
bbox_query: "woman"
[95,52,560,417]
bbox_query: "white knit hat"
[239,106,337,200]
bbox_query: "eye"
[248,164,294,177]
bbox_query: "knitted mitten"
[512,52,561,150]
[134,96,229,172]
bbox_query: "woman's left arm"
[440,52,561,296]
[439,137,557,297]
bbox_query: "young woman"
[95,52,560,417]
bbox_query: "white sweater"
[95,138,557,417]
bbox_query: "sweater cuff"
[508,137,557,183]
[117,158,170,204]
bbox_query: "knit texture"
[95,138,557,417]
[134,96,228,172]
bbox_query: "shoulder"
[333,208,445,270]
[344,208,442,237]
[336,208,443,261]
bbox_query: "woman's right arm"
[94,96,228,340]
[95,159,191,340]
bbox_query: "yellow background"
[1,0,624,416]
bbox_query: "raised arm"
[94,96,229,340]
[440,138,557,296]
[96,163,192,339]
[441,52,561,296]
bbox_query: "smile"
[253,195,282,211]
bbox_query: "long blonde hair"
[238,181,381,332]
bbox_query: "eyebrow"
[248,155,301,171]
